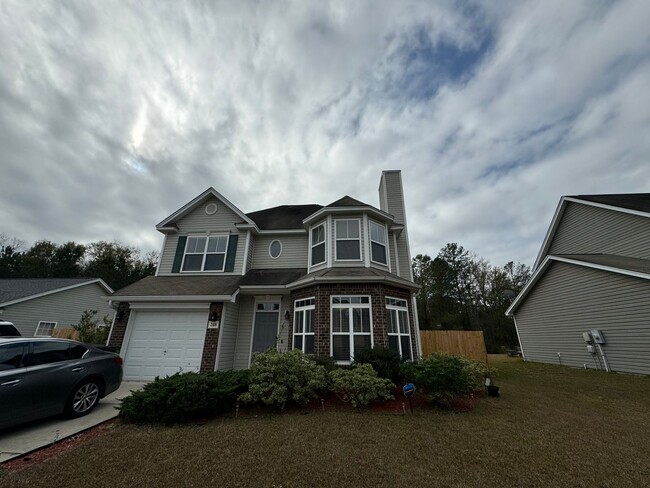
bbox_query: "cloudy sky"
[1,0,649,267]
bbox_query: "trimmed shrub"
[307,354,339,372]
[353,346,403,382]
[119,370,249,425]
[330,363,395,408]
[239,349,328,409]
[402,353,488,406]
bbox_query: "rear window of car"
[29,341,70,366]
[0,323,20,336]
[0,343,25,371]
[70,344,89,359]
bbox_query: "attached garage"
[121,309,208,381]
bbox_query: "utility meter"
[582,332,593,343]
[590,329,606,345]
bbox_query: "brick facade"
[200,302,223,373]
[107,301,131,349]
[289,283,417,360]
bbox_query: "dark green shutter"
[224,234,239,272]
[171,236,187,273]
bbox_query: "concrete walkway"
[0,381,145,463]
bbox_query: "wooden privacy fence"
[419,330,488,364]
[51,328,80,341]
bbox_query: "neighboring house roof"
[246,205,322,230]
[506,254,650,316]
[0,278,113,308]
[110,276,241,301]
[534,193,650,269]
[240,269,307,286]
[289,267,420,290]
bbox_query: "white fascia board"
[107,294,235,303]
[506,255,650,316]
[0,279,114,308]
[257,229,307,234]
[156,187,256,230]
[287,274,420,291]
[238,285,291,295]
[303,206,394,226]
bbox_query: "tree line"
[0,234,158,291]
[412,243,531,353]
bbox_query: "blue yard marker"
[403,383,415,413]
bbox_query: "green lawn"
[3,356,650,488]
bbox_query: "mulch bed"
[0,420,118,473]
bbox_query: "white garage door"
[123,310,208,381]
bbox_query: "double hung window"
[335,219,361,260]
[331,296,372,361]
[182,235,229,271]
[311,224,326,266]
[369,221,387,265]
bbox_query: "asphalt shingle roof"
[0,278,99,305]
[246,205,322,230]
[111,276,241,297]
[240,269,307,286]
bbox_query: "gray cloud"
[1,0,649,267]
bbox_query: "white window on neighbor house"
[369,220,388,265]
[34,321,57,337]
[311,223,326,266]
[386,297,412,360]
[181,235,229,272]
[335,219,361,261]
[293,298,315,354]
[331,296,372,362]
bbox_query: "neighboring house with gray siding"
[507,194,650,375]
[108,170,422,381]
[0,278,114,337]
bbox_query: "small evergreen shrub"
[239,349,328,409]
[119,370,249,425]
[353,346,403,382]
[72,309,112,344]
[330,363,395,408]
[307,354,339,372]
[402,353,488,406]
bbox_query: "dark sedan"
[0,338,123,430]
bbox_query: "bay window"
[369,221,387,265]
[311,223,326,266]
[335,219,361,260]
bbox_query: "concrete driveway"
[0,381,145,463]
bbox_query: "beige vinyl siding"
[388,232,399,275]
[233,295,255,370]
[2,283,113,337]
[331,215,366,267]
[381,172,406,224]
[515,261,650,375]
[395,234,411,279]
[157,196,247,275]
[549,202,650,259]
[217,300,240,370]
[251,235,308,269]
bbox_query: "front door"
[251,302,280,359]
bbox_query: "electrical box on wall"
[590,329,606,345]
[582,332,593,343]
[587,345,596,354]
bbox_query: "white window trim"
[34,321,57,337]
[330,295,373,363]
[309,222,327,268]
[248,298,282,367]
[386,297,412,360]
[293,297,315,353]
[180,234,230,273]
[369,220,389,266]
[334,218,362,262]
[268,240,283,259]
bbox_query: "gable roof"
[533,194,650,269]
[246,205,322,230]
[326,196,373,208]
[0,278,113,308]
[506,254,650,316]
[156,187,256,231]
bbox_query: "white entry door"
[123,310,208,381]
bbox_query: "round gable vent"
[205,203,218,215]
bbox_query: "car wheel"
[65,380,102,418]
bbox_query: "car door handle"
[71,367,85,372]
[1,379,21,386]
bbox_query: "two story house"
[108,170,422,381]
[506,194,650,375]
